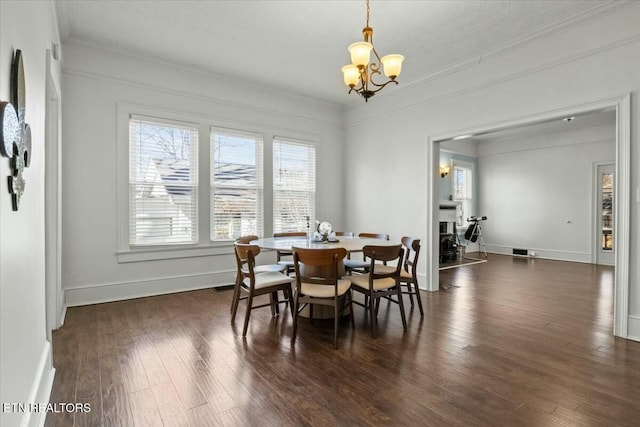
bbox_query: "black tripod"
[464,216,488,258]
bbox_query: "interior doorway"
[426,94,631,338]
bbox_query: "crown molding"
[62,66,342,129]
[345,31,640,128]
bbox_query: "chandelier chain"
[366,0,370,27]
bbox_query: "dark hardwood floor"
[46,254,640,426]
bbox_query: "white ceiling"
[57,0,619,106]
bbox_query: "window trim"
[117,103,217,261]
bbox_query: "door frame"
[426,93,631,339]
[45,49,63,337]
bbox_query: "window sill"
[117,242,233,263]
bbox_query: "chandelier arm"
[365,79,399,94]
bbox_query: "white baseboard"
[64,270,236,307]
[19,341,55,427]
[627,315,640,342]
[485,244,591,263]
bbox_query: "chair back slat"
[359,232,389,240]
[363,244,403,278]
[293,247,347,282]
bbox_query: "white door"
[595,164,614,266]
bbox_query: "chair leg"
[287,285,295,315]
[396,285,408,330]
[413,281,424,316]
[231,274,240,313]
[406,282,415,306]
[291,293,299,345]
[334,299,339,349]
[273,291,280,316]
[369,291,376,338]
[268,293,276,316]
[348,291,355,329]
[242,294,254,336]
[231,281,241,323]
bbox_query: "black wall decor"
[0,49,31,211]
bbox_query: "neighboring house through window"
[129,116,198,245]
[211,127,263,240]
[273,138,316,233]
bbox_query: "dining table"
[250,235,395,254]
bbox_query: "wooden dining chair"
[292,247,354,349]
[350,244,407,337]
[400,236,423,316]
[334,231,354,237]
[231,243,294,336]
[344,232,389,274]
[274,231,307,275]
[231,235,288,314]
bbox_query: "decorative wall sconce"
[0,49,31,211]
[440,166,450,178]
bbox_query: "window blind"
[273,138,316,233]
[129,116,198,245]
[210,127,263,240]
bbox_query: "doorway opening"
[426,94,631,339]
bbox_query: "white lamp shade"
[342,64,360,87]
[381,54,404,78]
[348,42,373,67]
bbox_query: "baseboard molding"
[627,315,640,342]
[20,341,55,427]
[485,244,591,263]
[64,270,236,307]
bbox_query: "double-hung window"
[210,128,263,240]
[273,138,316,233]
[452,160,474,227]
[128,116,198,245]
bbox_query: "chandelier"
[341,0,404,102]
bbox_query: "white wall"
[1,1,60,426]
[343,4,640,338]
[61,42,344,306]
[477,122,615,262]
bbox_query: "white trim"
[63,63,341,128]
[64,270,235,307]
[427,94,631,339]
[484,244,592,264]
[117,243,231,263]
[628,315,640,342]
[425,136,439,292]
[21,342,55,427]
[388,2,630,98]
[613,94,630,338]
[346,32,640,128]
[45,50,63,335]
